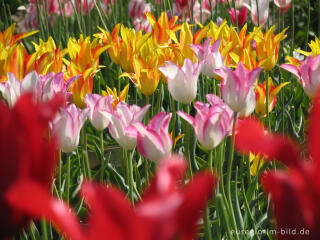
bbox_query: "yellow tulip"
[249,153,264,176]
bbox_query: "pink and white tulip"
[51,104,89,153]
[0,71,77,107]
[190,38,223,78]
[128,112,172,163]
[178,94,233,150]
[281,55,320,98]
[84,94,114,131]
[107,102,150,150]
[274,0,291,8]
[40,72,78,102]
[247,0,270,26]
[159,59,202,104]
[215,62,262,116]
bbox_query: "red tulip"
[7,155,216,240]
[228,7,248,27]
[235,90,320,240]
[0,93,63,238]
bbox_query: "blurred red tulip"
[235,90,320,240]
[0,93,63,238]
[7,155,216,240]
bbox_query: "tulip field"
[1,0,320,239]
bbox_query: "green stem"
[306,0,310,50]
[41,219,48,240]
[227,112,239,240]
[204,206,212,240]
[171,96,176,150]
[208,149,213,172]
[82,122,92,179]
[265,71,270,129]
[144,96,150,184]
[185,103,193,178]
[232,0,238,32]
[58,150,62,198]
[100,131,105,182]
[255,0,260,26]
[126,149,134,204]
[66,154,71,204]
[318,0,320,38]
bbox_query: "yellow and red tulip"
[255,77,290,117]
[146,12,181,45]
[102,83,130,108]
[64,35,108,108]
[0,23,38,48]
[254,26,288,71]
[33,37,67,75]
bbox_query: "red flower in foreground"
[7,155,216,240]
[235,90,320,240]
[0,93,63,238]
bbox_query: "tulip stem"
[227,112,239,240]
[41,219,48,240]
[265,71,270,129]
[100,131,105,182]
[171,96,176,150]
[232,0,238,32]
[306,0,310,50]
[58,150,62,198]
[82,122,92,179]
[66,154,71,204]
[204,206,212,240]
[185,103,193,178]
[208,149,213,172]
[255,0,260,26]
[125,149,134,204]
[145,96,150,184]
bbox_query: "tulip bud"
[215,62,262,116]
[159,59,202,104]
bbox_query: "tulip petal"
[235,118,300,168]
[6,180,85,240]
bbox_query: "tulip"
[7,155,216,240]
[178,94,233,150]
[248,153,264,176]
[255,77,290,117]
[128,112,172,162]
[107,102,150,150]
[235,89,320,239]
[274,0,291,8]
[228,7,248,27]
[215,62,262,116]
[0,71,77,107]
[190,38,223,78]
[51,104,89,153]
[102,83,129,109]
[159,58,203,104]
[248,0,270,26]
[0,23,38,48]
[65,35,108,108]
[281,55,320,98]
[0,93,63,238]
[84,94,114,131]
[254,26,288,71]
[146,12,181,45]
